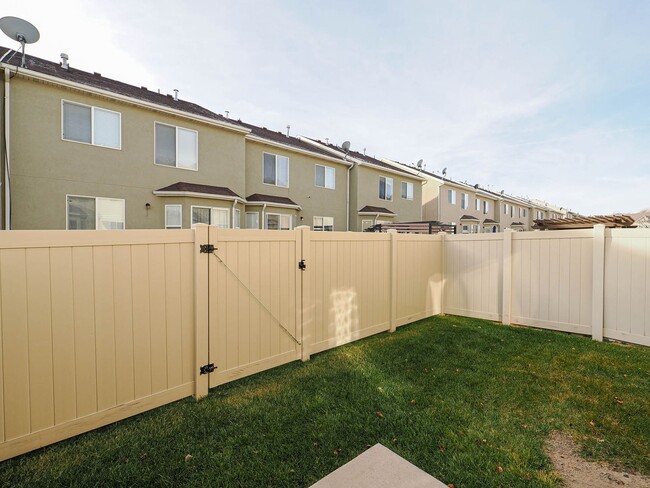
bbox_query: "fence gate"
[201,227,304,388]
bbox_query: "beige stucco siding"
[437,183,498,229]
[8,76,246,229]
[244,140,348,231]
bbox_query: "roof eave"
[246,134,352,166]
[245,201,302,210]
[152,190,246,203]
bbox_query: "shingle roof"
[308,140,417,177]
[155,182,242,199]
[239,122,343,160]
[358,205,395,215]
[459,215,480,221]
[1,47,243,128]
[246,193,299,207]
[483,218,498,224]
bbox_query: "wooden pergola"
[533,214,635,230]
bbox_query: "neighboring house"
[631,209,650,228]
[299,139,425,231]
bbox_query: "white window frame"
[245,212,260,229]
[190,205,229,228]
[448,189,457,205]
[483,201,489,214]
[265,212,293,230]
[379,176,393,201]
[313,216,334,231]
[504,203,509,215]
[401,181,413,200]
[263,152,290,188]
[315,164,336,190]
[61,99,122,150]
[475,198,481,211]
[154,122,199,171]
[165,204,183,229]
[234,208,241,229]
[66,194,126,230]
[461,193,469,209]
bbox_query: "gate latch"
[200,363,216,375]
[298,259,306,271]
[200,244,215,254]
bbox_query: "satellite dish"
[342,141,351,153]
[442,167,447,176]
[416,159,423,169]
[474,184,479,189]
[0,16,40,68]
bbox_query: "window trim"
[234,208,241,229]
[262,152,290,188]
[401,181,413,200]
[448,189,457,205]
[265,212,293,230]
[164,204,183,229]
[190,205,230,228]
[61,99,122,150]
[461,192,469,209]
[483,200,489,214]
[315,164,336,190]
[66,194,126,230]
[153,121,199,171]
[379,175,393,201]
[313,216,334,231]
[245,211,260,229]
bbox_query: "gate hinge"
[200,244,215,254]
[199,363,216,375]
[298,259,306,271]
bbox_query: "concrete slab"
[311,444,448,488]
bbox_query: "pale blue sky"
[9,0,650,214]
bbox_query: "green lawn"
[1,316,649,487]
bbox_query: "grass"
[1,316,649,487]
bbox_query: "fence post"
[501,229,513,325]
[389,230,398,332]
[297,225,311,361]
[591,224,606,342]
[438,231,446,315]
[194,224,210,399]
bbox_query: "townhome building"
[299,139,425,231]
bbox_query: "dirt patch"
[546,432,650,487]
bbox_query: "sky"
[5,0,650,215]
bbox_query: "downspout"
[4,67,10,230]
[346,162,353,231]
[374,213,380,225]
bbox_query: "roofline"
[3,61,251,135]
[152,190,246,204]
[299,137,426,181]
[246,134,352,166]
[358,211,395,216]
[245,201,302,210]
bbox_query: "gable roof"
[246,193,300,208]
[358,205,395,215]
[153,181,244,201]
[0,47,245,131]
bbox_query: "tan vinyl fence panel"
[206,229,301,387]
[395,234,443,326]
[444,234,503,321]
[511,230,593,335]
[0,230,196,460]
[307,232,392,355]
[604,229,650,346]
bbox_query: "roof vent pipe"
[286,125,290,136]
[173,89,179,101]
[225,110,229,119]
[60,53,69,70]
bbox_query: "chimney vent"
[286,125,290,137]
[60,53,69,70]
[225,110,229,119]
[173,89,179,101]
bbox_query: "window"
[266,213,292,230]
[448,189,456,204]
[190,206,229,228]
[263,153,289,187]
[315,165,335,189]
[67,195,125,230]
[475,198,481,211]
[520,208,527,218]
[471,224,480,234]
[234,209,241,229]
[155,122,198,170]
[313,216,334,231]
[361,219,374,231]
[503,203,509,215]
[461,224,469,234]
[165,205,182,229]
[461,193,469,209]
[510,206,514,218]
[401,181,413,200]
[379,176,393,200]
[483,201,489,214]
[62,101,121,149]
[246,212,259,229]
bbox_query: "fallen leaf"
[589,421,595,427]
[623,374,628,378]
[448,484,455,488]
[410,399,417,405]
[391,437,398,445]
[376,411,384,418]
[526,472,531,481]
[313,440,321,447]
[184,454,193,463]
[615,397,624,404]
[333,448,342,456]
[438,444,446,452]
[496,466,504,473]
